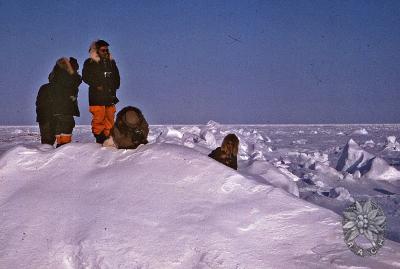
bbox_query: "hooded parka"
[82,42,120,106]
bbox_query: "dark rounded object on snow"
[111,106,149,149]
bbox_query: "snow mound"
[242,160,299,197]
[12,129,23,134]
[296,151,329,168]
[364,157,400,183]
[292,139,307,145]
[336,139,400,184]
[351,128,369,135]
[200,130,217,148]
[328,187,354,202]
[362,140,375,148]
[2,143,400,268]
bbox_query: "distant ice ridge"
[336,138,400,184]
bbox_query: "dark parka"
[49,58,82,116]
[111,106,149,149]
[36,58,81,122]
[208,147,238,170]
[82,49,120,106]
[36,83,53,123]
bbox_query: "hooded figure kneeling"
[208,134,239,170]
[103,106,149,149]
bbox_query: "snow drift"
[1,142,400,268]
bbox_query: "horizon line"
[1,123,400,128]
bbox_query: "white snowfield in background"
[0,123,400,268]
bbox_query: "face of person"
[98,46,110,59]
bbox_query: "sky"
[0,0,399,125]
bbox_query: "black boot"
[94,132,107,144]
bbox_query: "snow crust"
[1,123,400,268]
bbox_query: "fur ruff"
[89,40,113,63]
[221,134,239,156]
[56,57,74,75]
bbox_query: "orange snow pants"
[56,134,72,145]
[89,105,116,137]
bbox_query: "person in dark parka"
[82,39,120,144]
[36,82,56,145]
[208,133,239,170]
[103,106,149,149]
[49,57,82,147]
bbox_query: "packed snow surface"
[1,123,400,268]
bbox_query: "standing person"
[82,39,120,144]
[49,57,82,147]
[36,82,55,146]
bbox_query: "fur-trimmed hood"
[56,57,74,74]
[110,106,149,149]
[88,40,113,63]
[48,57,74,82]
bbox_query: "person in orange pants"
[82,39,120,143]
[89,105,116,138]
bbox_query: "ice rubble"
[336,138,400,183]
[385,136,400,151]
[351,128,369,135]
